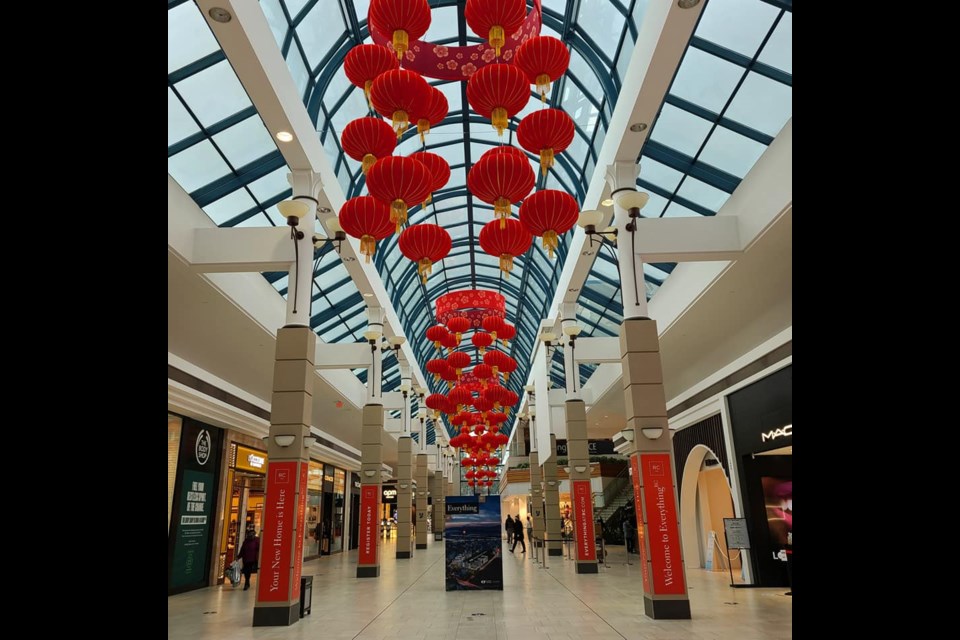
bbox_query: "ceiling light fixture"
[601,198,614,206]
[208,7,232,22]
[678,0,702,8]
[629,122,648,132]
[363,292,374,297]
[275,131,294,142]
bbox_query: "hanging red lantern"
[484,384,508,408]
[409,151,450,205]
[398,223,451,283]
[499,355,518,382]
[471,331,493,354]
[368,0,432,60]
[425,392,449,415]
[478,218,533,278]
[447,315,471,342]
[448,385,473,409]
[426,360,449,383]
[514,35,570,102]
[518,189,579,258]
[468,154,535,228]
[498,322,516,346]
[411,86,448,144]
[472,363,493,385]
[482,316,505,340]
[441,332,460,353]
[517,108,575,175]
[426,324,449,351]
[473,397,494,413]
[466,63,530,136]
[478,145,529,164]
[464,0,527,56]
[365,155,432,232]
[369,69,431,137]
[439,365,458,388]
[447,351,472,376]
[483,350,509,378]
[489,456,500,466]
[343,44,399,108]
[502,389,519,415]
[341,117,397,175]
[338,196,395,262]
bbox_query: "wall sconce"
[546,480,557,487]
[641,427,664,440]
[273,434,296,447]
[418,491,426,496]
[400,483,409,490]
[563,466,571,474]
[388,335,407,351]
[577,209,617,249]
[313,216,346,253]
[573,465,587,473]
[363,469,377,478]
[304,435,317,448]
[364,307,384,345]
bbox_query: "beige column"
[528,451,544,548]
[415,453,429,549]
[432,470,444,540]
[566,398,598,573]
[396,436,414,558]
[621,318,691,619]
[253,327,314,627]
[542,435,563,556]
[357,404,383,578]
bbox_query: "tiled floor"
[168,537,791,639]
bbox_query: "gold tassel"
[390,199,408,233]
[391,109,409,138]
[364,79,374,109]
[433,340,441,350]
[489,25,505,56]
[539,147,554,174]
[361,153,376,174]
[422,193,432,208]
[542,229,558,259]
[360,234,376,263]
[494,196,510,229]
[491,106,508,136]
[417,258,433,284]
[505,406,511,417]
[536,73,551,102]
[504,371,511,382]
[499,254,514,278]
[392,29,409,59]
[418,118,430,144]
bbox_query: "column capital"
[287,169,323,201]
[605,161,640,194]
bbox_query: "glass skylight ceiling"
[168,0,791,439]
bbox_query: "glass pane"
[422,6,459,42]
[758,11,791,74]
[675,177,730,213]
[168,89,200,146]
[248,166,291,202]
[577,0,626,52]
[168,140,231,193]
[649,103,713,157]
[353,0,372,23]
[698,126,768,179]
[638,187,669,218]
[298,1,346,69]
[567,51,603,102]
[724,71,792,138]
[175,60,252,128]
[670,48,743,113]
[168,1,219,74]
[203,189,258,226]
[212,115,278,168]
[285,0,312,20]
[543,0,569,14]
[639,157,684,192]
[562,80,600,130]
[695,0,779,59]
[661,201,703,219]
[287,48,310,101]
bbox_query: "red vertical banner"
[572,480,597,562]
[640,453,685,595]
[257,461,297,602]
[358,485,379,565]
[630,455,651,592]
[291,461,308,601]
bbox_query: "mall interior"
[168,0,791,637]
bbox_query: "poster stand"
[722,517,754,590]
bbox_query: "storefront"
[216,442,268,582]
[319,465,348,554]
[168,414,224,595]
[348,473,361,550]
[303,460,323,559]
[380,483,398,535]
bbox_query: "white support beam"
[384,418,403,433]
[191,228,293,273]
[573,337,621,364]
[632,217,742,263]
[580,363,622,410]
[314,343,373,370]
[381,392,405,410]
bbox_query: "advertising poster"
[257,461,298,602]
[444,496,502,591]
[170,468,214,588]
[761,477,792,547]
[572,480,597,562]
[359,485,380,565]
[640,453,686,595]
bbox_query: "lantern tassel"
[499,254,514,279]
[418,118,430,144]
[489,25,505,56]
[390,199,408,233]
[361,153,376,175]
[536,73,551,102]
[392,29,409,59]
[539,147,555,174]
[364,80,374,109]
[359,234,376,263]
[494,196,511,229]
[417,258,433,284]
[491,107,508,136]
[391,110,410,138]
[542,229,559,259]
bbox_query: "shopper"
[526,514,533,544]
[622,516,636,554]
[504,514,514,545]
[238,528,260,591]
[510,515,526,553]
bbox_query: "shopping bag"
[227,559,242,586]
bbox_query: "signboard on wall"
[257,461,298,602]
[555,439,615,456]
[235,445,268,473]
[445,496,502,591]
[639,453,686,595]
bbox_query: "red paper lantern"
[441,332,460,353]
[478,218,533,277]
[473,397,494,413]
[341,117,397,175]
[398,223,451,283]
[471,331,493,354]
[365,155,432,232]
[517,108,575,175]
[447,350,472,376]
[479,145,529,163]
[468,154,535,227]
[465,0,527,56]
[369,69,431,137]
[483,350,509,377]
[484,384,508,408]
[499,355,518,382]
[426,324,449,351]
[482,315,505,338]
[426,359,449,383]
[502,389,519,415]
[518,189,579,258]
[338,196,395,262]
[448,385,473,408]
[472,363,493,384]
[466,63,530,136]
[447,315,471,342]
[409,151,451,205]
[368,0,432,59]
[411,86,448,144]
[514,35,570,102]
[343,44,398,108]
[425,392,450,418]
[440,365,458,386]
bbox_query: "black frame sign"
[723,517,751,549]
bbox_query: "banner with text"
[292,462,308,601]
[445,496,502,591]
[640,453,685,595]
[359,485,380,566]
[572,480,597,562]
[630,455,651,592]
[257,461,297,602]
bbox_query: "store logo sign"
[195,429,211,465]
[383,488,397,500]
[761,424,792,443]
[247,453,265,469]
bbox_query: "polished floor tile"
[168,537,791,639]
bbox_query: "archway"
[679,444,739,573]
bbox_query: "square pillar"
[415,454,429,549]
[432,470,444,540]
[396,436,414,559]
[566,399,598,574]
[542,436,563,556]
[357,405,384,578]
[529,451,544,548]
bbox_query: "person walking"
[526,514,533,546]
[622,515,636,554]
[510,514,526,553]
[504,514,514,545]
[237,528,260,591]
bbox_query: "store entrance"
[321,491,334,555]
[223,471,265,569]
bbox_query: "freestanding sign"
[257,461,298,602]
[572,480,597,563]
[444,496,502,590]
[639,453,686,595]
[359,485,379,566]
[723,518,751,549]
